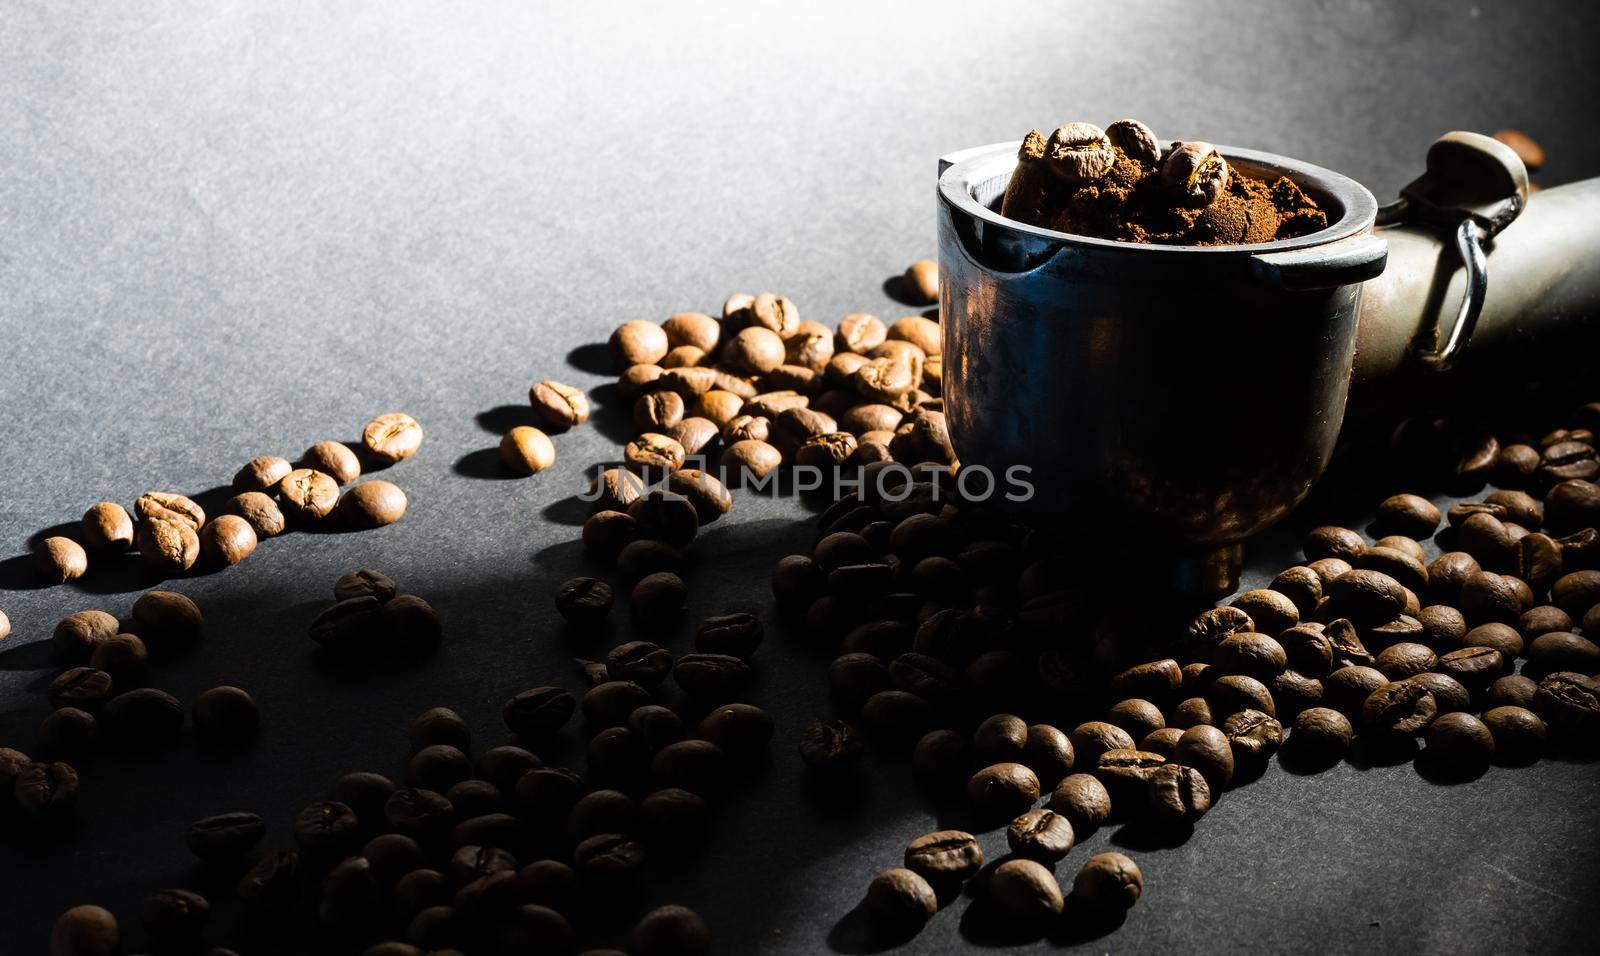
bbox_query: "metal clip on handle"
[1377,131,1529,372]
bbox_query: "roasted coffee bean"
[552,577,613,629]
[624,705,684,751]
[1147,762,1211,825]
[990,857,1065,920]
[500,425,557,475]
[318,856,380,928]
[1540,440,1599,484]
[1069,720,1136,766]
[604,641,673,687]
[665,469,732,523]
[1374,642,1437,680]
[451,812,528,853]
[52,610,119,661]
[406,707,470,753]
[134,492,205,529]
[1019,724,1075,785]
[340,480,408,528]
[192,686,260,746]
[49,667,114,711]
[293,800,362,858]
[630,904,711,956]
[1462,571,1526,624]
[565,790,639,842]
[39,707,97,757]
[529,379,591,430]
[408,745,473,792]
[1328,570,1406,624]
[799,719,864,774]
[1092,748,1166,806]
[860,690,936,745]
[1521,604,1574,638]
[1170,697,1214,729]
[1424,711,1495,774]
[1546,479,1600,534]
[15,761,78,821]
[301,441,362,485]
[453,869,523,917]
[1376,493,1441,538]
[197,515,258,567]
[1324,665,1389,717]
[1106,699,1166,740]
[363,833,427,886]
[1,748,34,791]
[1007,807,1075,862]
[583,511,641,563]
[698,703,774,759]
[1436,646,1503,694]
[1269,567,1323,616]
[908,729,970,787]
[447,780,508,818]
[866,867,937,936]
[393,868,450,915]
[81,502,135,553]
[504,687,577,737]
[573,832,647,885]
[1048,772,1112,832]
[967,762,1040,820]
[186,811,266,861]
[904,829,984,885]
[363,412,424,463]
[1105,117,1161,163]
[1071,852,1143,910]
[651,740,728,796]
[1174,725,1233,789]
[586,727,653,791]
[278,468,340,522]
[887,652,960,708]
[1463,622,1523,663]
[1230,590,1298,636]
[237,850,303,918]
[1488,674,1539,711]
[518,858,580,914]
[611,320,670,367]
[1222,709,1283,762]
[385,788,455,843]
[1532,671,1600,735]
[1215,632,1289,680]
[141,887,210,942]
[1553,569,1600,615]
[1111,658,1182,699]
[1362,680,1437,735]
[1417,605,1468,648]
[1527,631,1600,674]
[383,595,442,656]
[1279,623,1335,676]
[1427,552,1480,606]
[672,653,750,701]
[1288,706,1353,766]
[1482,705,1547,763]
[1207,674,1276,718]
[137,516,199,574]
[690,612,763,660]
[514,767,585,823]
[635,390,686,431]
[582,681,652,729]
[226,491,286,539]
[309,596,384,654]
[1140,727,1185,760]
[50,904,120,955]
[1306,525,1365,563]
[102,687,183,742]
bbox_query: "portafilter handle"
[1352,134,1600,413]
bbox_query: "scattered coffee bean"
[501,426,557,475]
[1006,807,1075,861]
[81,502,134,553]
[990,857,1064,920]
[186,811,266,862]
[865,867,937,936]
[363,412,424,463]
[1071,851,1143,910]
[341,480,408,528]
[50,905,119,956]
[278,468,340,521]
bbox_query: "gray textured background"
[3,1,1599,953]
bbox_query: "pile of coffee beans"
[599,268,951,510]
[307,570,443,663]
[13,589,261,832]
[766,398,1600,940]
[47,693,717,954]
[29,412,422,585]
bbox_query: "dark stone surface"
[1,1,1597,952]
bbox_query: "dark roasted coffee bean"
[49,667,114,711]
[632,572,689,623]
[904,829,985,885]
[504,687,577,737]
[1147,763,1211,825]
[606,641,674,687]
[1437,646,1503,694]
[1407,671,1470,715]
[1483,705,1547,763]
[1020,724,1075,785]
[39,707,97,758]
[450,813,527,853]
[1111,658,1182,699]
[1174,725,1233,789]
[102,688,183,743]
[1374,642,1437,680]
[1071,851,1143,910]
[1328,570,1406,624]
[651,740,727,796]
[141,887,210,942]
[1047,772,1112,832]
[293,800,361,858]
[88,634,148,687]
[14,761,78,822]
[518,858,579,914]
[237,851,302,919]
[628,491,699,548]
[573,832,647,885]
[1222,709,1283,762]
[672,653,750,701]
[1207,674,1276,718]
[1215,632,1288,680]
[384,788,455,843]
[50,905,120,956]
[1532,671,1600,736]
[1464,622,1523,662]
[587,726,653,790]
[1279,623,1335,676]
[1006,807,1075,861]
[1376,493,1441,538]
[363,834,427,886]
[582,681,652,729]
[799,719,864,774]
[408,707,470,753]
[865,867,937,936]
[1070,721,1136,766]
[1417,605,1468,648]
[52,610,120,662]
[446,780,507,818]
[1424,711,1495,775]
[1528,631,1600,674]
[331,772,396,823]
[553,577,614,628]
[393,868,450,916]
[1305,525,1365,563]
[1230,590,1298,636]
[990,857,1064,920]
[514,767,585,824]
[407,745,473,792]
[192,686,259,746]
[186,811,266,861]
[694,612,764,659]
[1288,706,1353,766]
[1462,571,1526,624]
[309,596,384,654]
[888,652,961,708]
[698,703,774,759]
[628,704,687,750]
[1362,680,1438,735]
[1324,665,1389,717]
[1105,699,1165,739]
[966,762,1040,820]
[632,903,711,956]
[318,856,380,929]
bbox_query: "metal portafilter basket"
[936,132,1600,595]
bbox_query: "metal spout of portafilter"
[935,132,1600,596]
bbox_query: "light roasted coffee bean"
[302,441,361,485]
[501,426,556,475]
[81,502,134,553]
[340,480,408,528]
[225,492,286,538]
[278,469,340,521]
[362,412,424,463]
[35,536,88,584]
[199,515,258,567]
